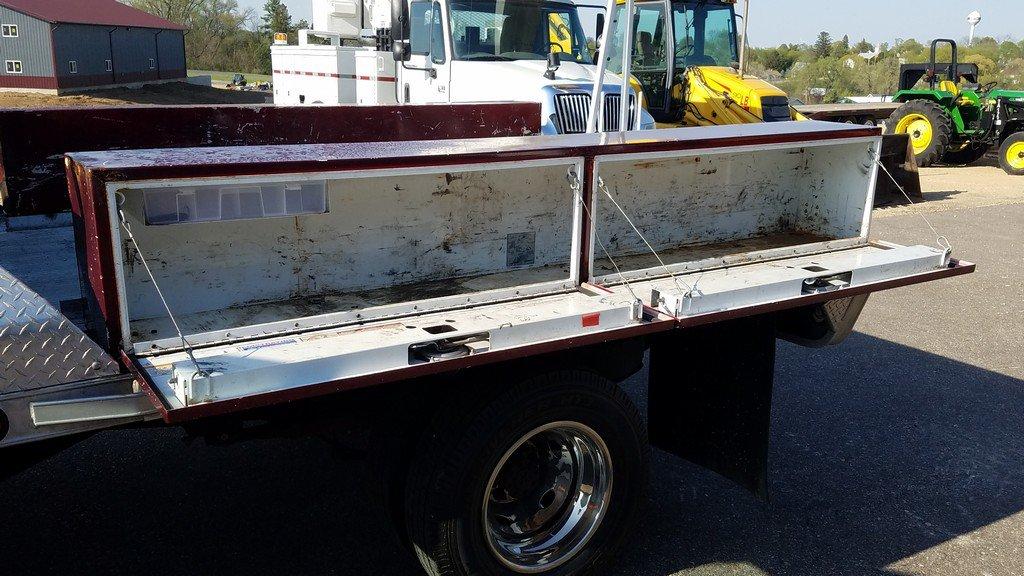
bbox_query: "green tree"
[261,0,291,34]
[790,56,857,102]
[759,48,798,75]
[853,39,874,54]
[850,56,900,95]
[893,38,925,61]
[813,31,832,60]
[997,41,1023,65]
[128,0,257,72]
[1002,58,1024,89]
[125,0,204,24]
[831,34,850,58]
[961,53,998,82]
[967,37,1000,64]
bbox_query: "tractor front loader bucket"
[873,134,922,206]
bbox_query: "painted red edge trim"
[126,259,974,424]
[121,350,170,417]
[272,70,397,82]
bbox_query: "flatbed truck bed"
[0,114,972,576]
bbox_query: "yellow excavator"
[603,0,803,127]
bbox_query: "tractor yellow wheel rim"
[895,113,933,154]
[1008,142,1024,170]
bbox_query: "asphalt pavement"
[1,176,1021,575]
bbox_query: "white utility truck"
[272,0,656,134]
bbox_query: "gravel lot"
[0,164,1021,575]
[0,82,265,107]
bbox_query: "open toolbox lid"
[127,247,970,424]
[63,122,973,422]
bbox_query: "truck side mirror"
[392,0,411,62]
[544,52,561,79]
[595,14,605,46]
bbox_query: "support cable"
[114,192,206,377]
[874,156,953,261]
[567,171,641,303]
[596,176,697,295]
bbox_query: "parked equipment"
[604,0,801,127]
[604,0,920,201]
[270,0,656,134]
[885,39,1024,174]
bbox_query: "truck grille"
[554,93,638,134]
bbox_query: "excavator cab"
[604,1,670,114]
[607,0,758,124]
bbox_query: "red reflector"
[581,313,600,327]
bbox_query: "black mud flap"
[648,314,776,499]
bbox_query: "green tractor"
[885,39,1024,175]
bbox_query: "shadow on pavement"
[619,333,1024,575]
[0,332,1021,575]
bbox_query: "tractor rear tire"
[998,132,1024,176]
[885,100,953,168]
[942,142,990,166]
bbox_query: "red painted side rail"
[0,102,540,216]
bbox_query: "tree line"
[746,32,1024,103]
[123,0,304,74]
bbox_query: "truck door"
[404,0,451,103]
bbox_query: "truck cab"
[273,0,656,134]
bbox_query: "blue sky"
[242,0,1021,47]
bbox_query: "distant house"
[0,0,186,93]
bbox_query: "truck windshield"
[449,0,593,63]
[672,2,738,67]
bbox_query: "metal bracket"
[30,392,157,427]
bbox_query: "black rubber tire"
[885,100,953,167]
[365,412,420,550]
[364,385,445,551]
[998,132,1024,176]
[942,142,989,166]
[404,371,648,576]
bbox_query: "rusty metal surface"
[68,121,879,174]
[0,263,119,395]
[0,102,541,217]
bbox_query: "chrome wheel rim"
[483,421,612,573]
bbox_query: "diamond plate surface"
[0,264,120,395]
